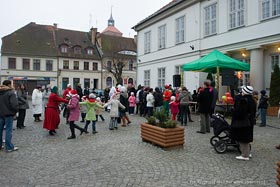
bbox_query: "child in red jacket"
[169,96,179,121]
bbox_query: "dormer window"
[87,48,93,55]
[61,46,68,53]
[74,46,81,54]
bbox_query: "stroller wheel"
[210,136,220,146]
[214,140,227,154]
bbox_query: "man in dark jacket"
[258,90,269,127]
[0,80,19,152]
[76,83,83,101]
[197,81,213,134]
[153,87,163,112]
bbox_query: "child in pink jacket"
[128,92,136,115]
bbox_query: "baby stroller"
[210,113,241,154]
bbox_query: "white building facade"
[133,0,280,93]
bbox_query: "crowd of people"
[0,78,276,160]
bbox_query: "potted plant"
[268,64,280,116]
[141,110,185,148]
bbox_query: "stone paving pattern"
[0,107,279,187]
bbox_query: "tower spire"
[108,5,114,26]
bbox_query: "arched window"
[106,77,112,87]
[128,78,133,84]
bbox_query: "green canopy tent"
[182,50,250,90]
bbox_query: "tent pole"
[216,66,220,94]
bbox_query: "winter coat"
[170,101,179,114]
[0,85,18,116]
[146,93,155,107]
[128,95,136,107]
[197,87,213,114]
[80,99,104,121]
[120,92,129,112]
[43,93,68,130]
[258,95,269,109]
[95,101,104,115]
[63,87,71,98]
[32,88,43,115]
[163,89,172,101]
[153,91,163,107]
[104,99,125,117]
[231,94,256,143]
[178,90,192,105]
[67,94,80,121]
[16,89,29,110]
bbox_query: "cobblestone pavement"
[0,107,279,187]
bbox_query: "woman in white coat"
[32,85,43,122]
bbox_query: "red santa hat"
[70,89,78,95]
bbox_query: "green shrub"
[146,116,156,125]
[146,110,177,128]
[269,64,280,106]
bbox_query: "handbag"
[231,118,251,128]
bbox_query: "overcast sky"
[0,0,171,46]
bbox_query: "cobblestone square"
[0,110,279,187]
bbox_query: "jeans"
[0,116,15,150]
[84,120,96,132]
[180,105,189,125]
[260,108,267,126]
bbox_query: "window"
[107,61,112,69]
[92,62,98,70]
[204,3,217,36]
[262,0,280,19]
[74,46,81,54]
[84,61,89,70]
[236,59,250,87]
[158,25,166,49]
[33,59,40,70]
[158,68,166,88]
[22,59,30,70]
[87,48,93,55]
[63,60,69,69]
[74,61,79,70]
[61,46,68,53]
[73,78,80,88]
[175,65,182,75]
[229,0,245,29]
[271,54,280,71]
[46,60,53,71]
[62,77,69,89]
[129,60,133,71]
[128,78,133,84]
[144,70,150,87]
[106,77,113,87]
[144,31,151,53]
[84,78,90,88]
[8,58,16,69]
[175,16,185,44]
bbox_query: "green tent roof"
[182,50,250,73]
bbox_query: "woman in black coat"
[231,86,256,161]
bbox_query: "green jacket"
[80,100,104,121]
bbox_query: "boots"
[67,123,76,139]
[121,117,126,127]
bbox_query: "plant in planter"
[268,64,280,116]
[141,110,184,148]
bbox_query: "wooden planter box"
[267,106,279,116]
[141,123,184,148]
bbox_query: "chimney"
[91,27,97,44]
[134,35,137,44]
[53,23,58,29]
[96,32,101,48]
